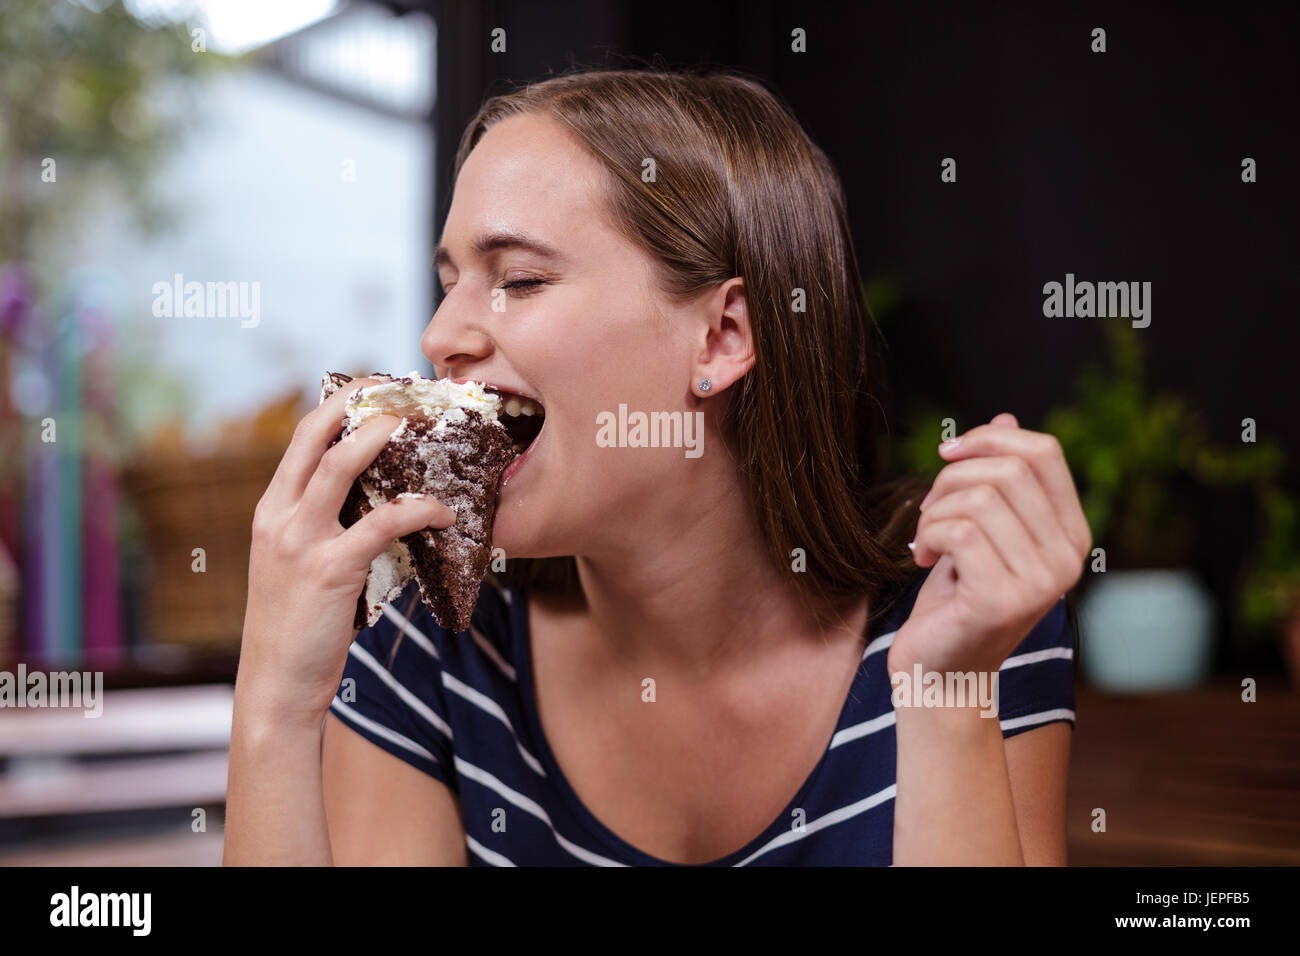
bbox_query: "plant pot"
[1079,568,1215,692]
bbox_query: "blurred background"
[0,0,1296,865]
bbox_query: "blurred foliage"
[863,274,904,328]
[1047,323,1204,558]
[1044,322,1282,532]
[898,402,952,482]
[0,0,229,265]
[1043,322,1295,640]
[894,318,1299,641]
[1236,482,1300,640]
[0,0,233,473]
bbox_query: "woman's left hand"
[887,413,1092,678]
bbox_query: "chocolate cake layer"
[321,371,514,633]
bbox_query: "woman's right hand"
[234,378,456,729]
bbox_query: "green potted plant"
[1043,322,1290,691]
[895,320,1296,691]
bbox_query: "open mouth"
[485,387,545,459]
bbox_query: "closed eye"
[438,277,549,297]
[499,278,548,295]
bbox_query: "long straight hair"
[453,66,926,630]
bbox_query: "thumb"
[989,412,1019,428]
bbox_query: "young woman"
[223,68,1090,866]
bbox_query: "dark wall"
[413,0,1299,664]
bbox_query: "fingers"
[911,515,1005,604]
[328,495,457,576]
[264,377,388,509]
[296,413,407,528]
[937,415,1091,557]
[915,484,1056,595]
[920,455,1067,556]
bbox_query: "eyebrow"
[433,230,568,270]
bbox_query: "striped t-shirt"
[328,567,1076,866]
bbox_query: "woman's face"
[424,113,702,559]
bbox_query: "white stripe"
[454,757,626,867]
[470,625,517,682]
[863,629,897,659]
[382,603,440,661]
[348,641,453,744]
[329,697,438,764]
[833,703,1074,744]
[1000,646,1074,670]
[734,783,897,866]
[865,634,1072,670]
[828,709,896,750]
[442,672,546,778]
[466,835,516,867]
[999,708,1075,732]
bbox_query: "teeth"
[501,396,542,417]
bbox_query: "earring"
[698,378,712,393]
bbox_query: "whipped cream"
[344,373,501,432]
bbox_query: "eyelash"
[439,278,548,296]
[498,278,548,296]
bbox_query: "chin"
[492,497,592,565]
[489,509,548,560]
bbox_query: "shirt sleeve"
[995,596,1078,739]
[327,589,458,791]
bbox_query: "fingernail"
[397,492,452,515]
[939,436,962,451]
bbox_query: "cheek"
[525,303,682,404]
[513,277,686,457]
[595,314,685,398]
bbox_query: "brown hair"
[453,66,927,631]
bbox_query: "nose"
[420,295,493,377]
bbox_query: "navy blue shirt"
[329,568,1076,865]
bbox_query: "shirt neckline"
[509,579,911,867]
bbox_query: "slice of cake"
[320,372,519,633]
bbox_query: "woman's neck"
[568,474,868,680]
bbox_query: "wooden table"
[2,679,1297,866]
[1066,678,1300,865]
[0,685,233,819]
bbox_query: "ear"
[692,277,755,397]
